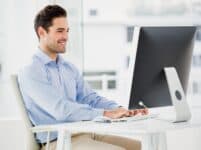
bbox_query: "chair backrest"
[11,75,39,150]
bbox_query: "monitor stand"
[163,67,192,123]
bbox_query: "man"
[18,5,148,150]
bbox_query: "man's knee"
[94,134,141,150]
[72,136,126,150]
[130,139,141,150]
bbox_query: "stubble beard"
[48,43,66,54]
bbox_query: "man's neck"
[39,45,57,61]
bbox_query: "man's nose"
[63,32,68,40]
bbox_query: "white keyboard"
[111,113,158,122]
[93,113,158,123]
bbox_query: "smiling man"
[18,5,146,150]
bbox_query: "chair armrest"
[31,124,61,133]
[31,124,72,150]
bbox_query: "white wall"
[83,24,127,71]
[83,0,133,22]
[0,0,38,118]
[0,119,26,150]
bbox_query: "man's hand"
[103,107,129,119]
[103,107,149,119]
[128,108,149,116]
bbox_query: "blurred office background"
[0,0,201,149]
[1,0,201,118]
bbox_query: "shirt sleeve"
[18,70,104,122]
[75,71,120,109]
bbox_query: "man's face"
[40,17,69,54]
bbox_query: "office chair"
[11,75,64,150]
[11,75,40,150]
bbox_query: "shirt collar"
[35,48,66,65]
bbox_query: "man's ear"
[37,26,47,39]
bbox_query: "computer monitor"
[128,26,197,122]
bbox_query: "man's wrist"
[103,110,110,116]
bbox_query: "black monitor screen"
[129,26,196,109]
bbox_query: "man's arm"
[74,69,148,118]
[75,73,120,109]
[18,71,104,122]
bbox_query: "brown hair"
[34,5,67,38]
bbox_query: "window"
[126,26,134,43]
[192,81,201,94]
[193,82,198,94]
[88,80,102,90]
[84,71,116,90]
[196,28,201,41]
[89,9,98,16]
[192,55,201,67]
[108,80,116,89]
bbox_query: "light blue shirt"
[18,50,119,143]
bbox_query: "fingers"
[128,108,149,116]
[104,108,149,119]
[105,108,129,119]
[138,108,148,115]
[116,109,148,118]
[140,108,149,115]
[117,108,130,118]
[143,108,149,115]
[128,110,136,116]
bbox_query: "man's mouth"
[58,40,66,46]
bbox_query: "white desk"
[32,111,201,150]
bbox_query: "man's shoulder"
[18,57,46,81]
